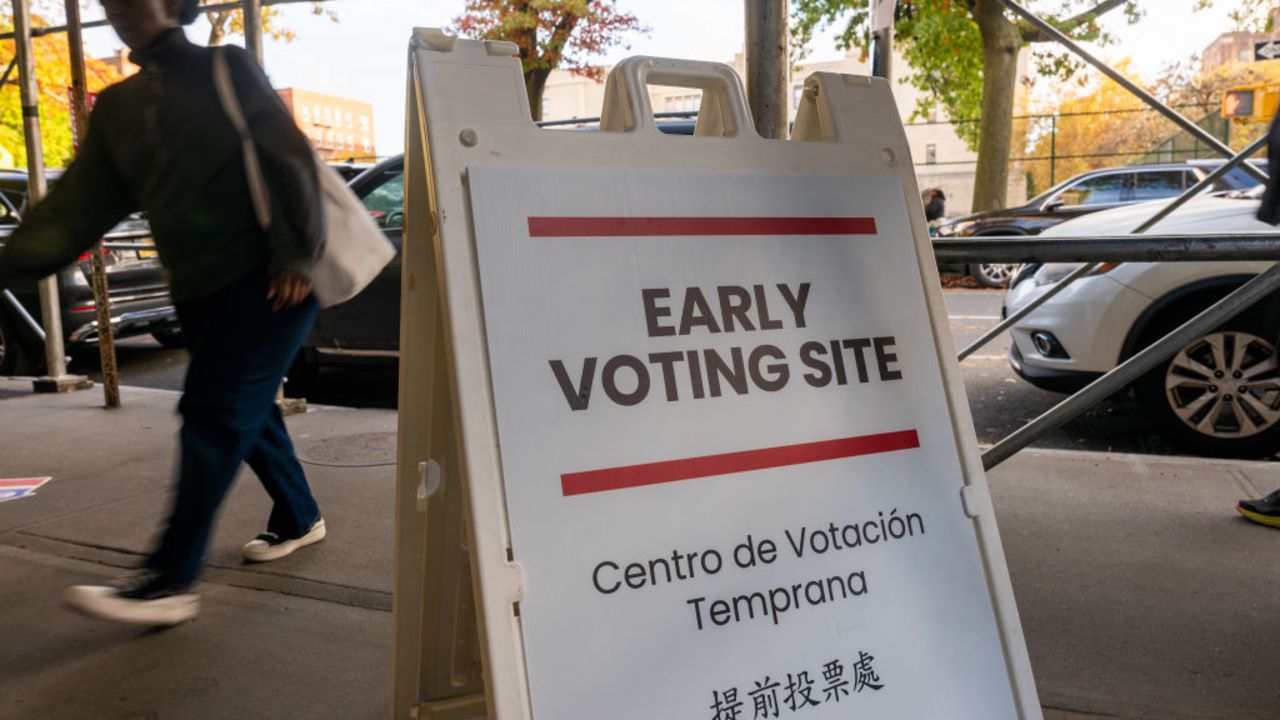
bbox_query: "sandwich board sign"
[393,28,1040,720]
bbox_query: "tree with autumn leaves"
[793,1,1280,213]
[200,0,334,47]
[0,17,120,168]
[451,0,645,120]
[0,1,332,168]
[793,0,1144,213]
[1023,57,1280,197]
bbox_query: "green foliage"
[897,2,983,147]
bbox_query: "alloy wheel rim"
[979,264,1016,283]
[1165,330,1280,439]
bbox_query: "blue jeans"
[147,270,321,587]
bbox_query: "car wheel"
[1135,319,1280,457]
[151,328,187,349]
[284,348,320,399]
[972,263,1018,288]
[0,308,41,377]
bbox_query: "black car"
[0,171,181,376]
[285,118,698,392]
[329,160,374,182]
[934,160,1268,287]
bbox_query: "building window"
[664,94,700,113]
[300,105,310,122]
[347,134,355,150]
[360,115,370,131]
[361,137,371,152]
[925,144,937,164]
[345,111,353,128]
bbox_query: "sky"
[74,0,1239,157]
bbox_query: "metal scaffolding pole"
[243,0,263,64]
[12,0,88,394]
[743,0,788,138]
[65,0,120,408]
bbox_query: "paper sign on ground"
[0,477,52,503]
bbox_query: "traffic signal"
[1222,85,1279,120]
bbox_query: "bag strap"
[212,47,273,231]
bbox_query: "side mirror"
[1042,198,1064,212]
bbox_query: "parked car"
[329,160,374,182]
[1002,186,1279,456]
[285,118,698,393]
[0,170,180,376]
[936,160,1269,288]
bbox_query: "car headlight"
[1032,262,1118,286]
[937,220,976,237]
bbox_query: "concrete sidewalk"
[0,378,1277,720]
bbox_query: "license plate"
[137,248,158,259]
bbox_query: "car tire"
[151,328,187,349]
[0,307,41,377]
[1134,310,1280,458]
[284,348,320,399]
[972,263,1017,289]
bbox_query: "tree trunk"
[525,68,550,121]
[971,0,1021,213]
[207,11,231,46]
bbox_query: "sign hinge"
[960,484,989,519]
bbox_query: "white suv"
[1003,188,1279,456]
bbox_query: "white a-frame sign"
[393,28,1041,720]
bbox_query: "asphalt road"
[78,288,1181,455]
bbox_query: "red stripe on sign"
[561,429,919,497]
[527,216,878,237]
[0,478,49,488]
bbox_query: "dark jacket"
[924,190,946,222]
[0,29,322,301]
[1259,113,1280,225]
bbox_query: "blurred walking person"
[0,0,327,624]
[922,187,946,222]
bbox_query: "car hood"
[1041,195,1270,237]
[939,206,1029,227]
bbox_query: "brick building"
[1201,11,1280,71]
[277,88,376,162]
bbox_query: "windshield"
[1026,176,1082,206]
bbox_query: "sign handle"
[601,56,756,138]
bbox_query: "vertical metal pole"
[743,0,789,138]
[871,29,893,80]
[243,0,263,65]
[65,0,120,408]
[1049,114,1056,186]
[13,0,82,392]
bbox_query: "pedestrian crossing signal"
[1223,86,1279,121]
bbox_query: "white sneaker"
[241,518,326,563]
[65,573,200,626]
